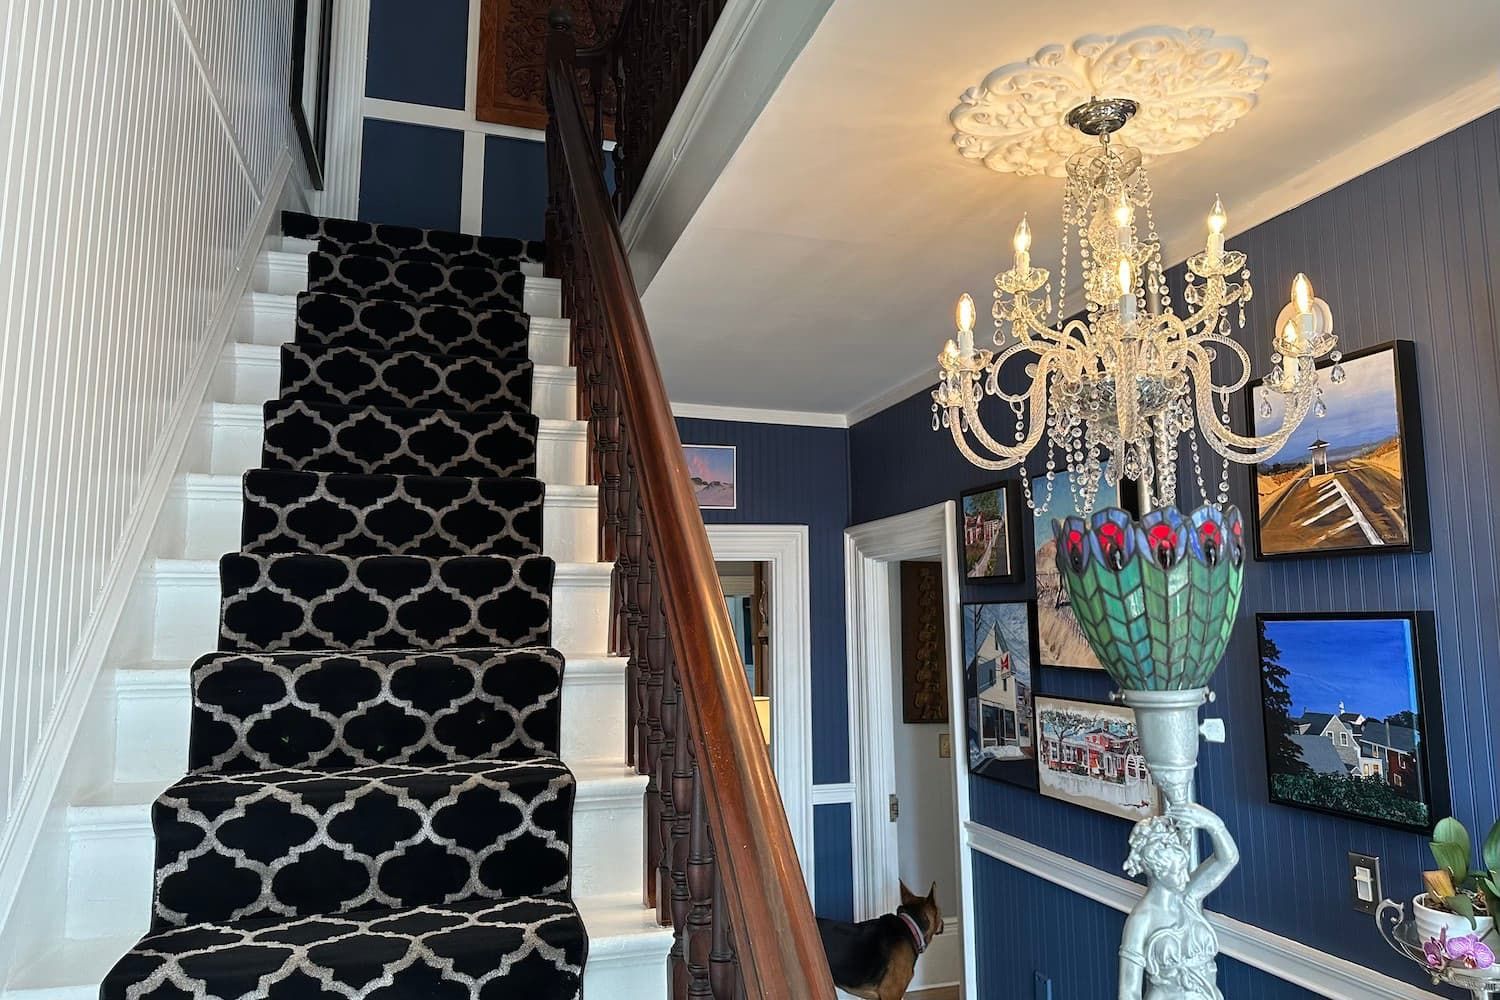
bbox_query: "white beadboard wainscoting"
[0,0,302,968]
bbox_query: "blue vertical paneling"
[483,135,547,241]
[358,120,464,231]
[851,110,1500,996]
[674,417,853,783]
[365,0,469,109]
[815,803,855,921]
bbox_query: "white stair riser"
[241,293,571,368]
[582,949,669,999]
[64,779,645,939]
[201,408,590,486]
[148,563,613,663]
[166,483,598,563]
[213,349,579,422]
[112,660,628,785]
[253,254,563,320]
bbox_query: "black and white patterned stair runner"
[103,214,587,999]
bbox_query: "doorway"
[845,502,973,998]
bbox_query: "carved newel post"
[1054,505,1246,1000]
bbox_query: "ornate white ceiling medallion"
[950,26,1269,177]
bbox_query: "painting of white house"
[963,601,1036,788]
[1035,695,1158,821]
[683,444,736,509]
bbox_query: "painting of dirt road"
[1031,468,1120,670]
[1248,342,1427,558]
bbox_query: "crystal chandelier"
[933,97,1338,514]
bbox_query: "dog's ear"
[899,880,918,905]
[926,881,938,905]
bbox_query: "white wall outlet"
[1349,852,1382,914]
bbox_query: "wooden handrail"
[543,11,835,999]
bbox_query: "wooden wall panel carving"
[477,0,618,134]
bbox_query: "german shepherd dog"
[817,881,944,999]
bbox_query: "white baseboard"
[0,150,294,960]
[964,821,1442,1000]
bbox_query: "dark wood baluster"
[709,865,739,999]
[685,748,716,997]
[668,690,694,997]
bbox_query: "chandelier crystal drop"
[932,97,1337,515]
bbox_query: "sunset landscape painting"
[683,444,736,509]
[1031,467,1119,670]
[1248,341,1426,558]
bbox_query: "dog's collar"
[897,909,927,955]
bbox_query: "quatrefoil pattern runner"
[219,553,554,652]
[189,648,566,772]
[308,251,527,313]
[284,210,545,270]
[295,292,531,360]
[242,469,545,556]
[151,758,575,926]
[106,212,589,1000]
[104,895,586,1000]
[279,343,533,413]
[263,399,539,477]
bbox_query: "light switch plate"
[938,733,953,758]
[1349,851,1381,914]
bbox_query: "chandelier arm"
[948,418,1024,471]
[1183,354,1309,463]
[1179,336,1255,395]
[957,362,1051,461]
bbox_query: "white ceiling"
[641,0,1500,423]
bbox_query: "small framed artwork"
[1256,611,1447,833]
[1029,466,1132,670]
[962,601,1038,790]
[899,561,949,724]
[1035,695,1161,821]
[958,481,1022,583]
[683,444,736,509]
[290,0,334,190]
[1245,340,1429,559]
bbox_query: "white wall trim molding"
[812,782,857,806]
[319,0,372,218]
[844,502,977,999]
[620,0,835,292]
[840,83,1500,433]
[671,401,848,429]
[365,98,550,144]
[964,822,1443,1000]
[703,524,815,897]
[0,152,295,947]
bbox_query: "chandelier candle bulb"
[1114,193,1134,249]
[1118,257,1137,322]
[1013,215,1032,273]
[956,293,977,359]
[1206,195,1227,262]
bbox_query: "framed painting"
[683,444,736,510]
[962,601,1039,790]
[1035,695,1160,822]
[1245,341,1429,559]
[290,0,334,190]
[1256,611,1447,833]
[899,561,949,724]
[1029,466,1130,670]
[958,481,1022,583]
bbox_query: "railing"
[543,12,835,999]
[581,0,728,214]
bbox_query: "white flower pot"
[1413,892,1498,947]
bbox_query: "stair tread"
[180,469,597,500]
[205,398,584,434]
[226,340,574,381]
[276,342,536,414]
[281,210,545,269]
[308,250,528,314]
[294,290,531,361]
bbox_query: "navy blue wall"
[851,111,1500,996]
[675,416,856,919]
[356,0,550,238]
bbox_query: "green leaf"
[1445,893,1479,929]
[1432,841,1471,882]
[1435,816,1472,854]
[1484,818,1500,877]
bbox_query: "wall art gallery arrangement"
[954,341,1443,834]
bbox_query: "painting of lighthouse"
[1246,340,1428,559]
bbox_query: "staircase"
[1,215,672,997]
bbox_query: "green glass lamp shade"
[1053,504,1246,691]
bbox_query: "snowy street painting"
[1035,695,1159,821]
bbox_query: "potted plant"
[1415,817,1500,948]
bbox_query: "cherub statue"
[1118,803,1240,1000]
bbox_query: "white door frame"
[844,501,976,999]
[705,524,815,893]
